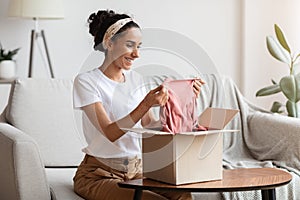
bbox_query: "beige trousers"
[73,154,192,200]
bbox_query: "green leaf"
[270,101,283,113]
[256,84,281,96]
[271,79,277,84]
[295,74,300,101]
[266,36,291,64]
[286,100,297,117]
[294,53,300,65]
[274,24,291,53]
[11,48,20,54]
[279,73,300,102]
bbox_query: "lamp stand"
[28,18,55,78]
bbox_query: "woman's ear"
[106,39,114,51]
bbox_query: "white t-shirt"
[73,68,146,158]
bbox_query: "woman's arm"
[141,109,161,128]
[82,85,168,142]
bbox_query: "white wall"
[243,0,300,111]
[0,0,243,77]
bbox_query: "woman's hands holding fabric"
[142,85,169,108]
[193,79,205,98]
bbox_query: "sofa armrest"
[0,123,51,200]
[247,112,300,170]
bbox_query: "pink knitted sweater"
[160,78,207,134]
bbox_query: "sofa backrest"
[5,78,85,167]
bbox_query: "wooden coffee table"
[118,168,292,200]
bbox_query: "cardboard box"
[123,107,239,185]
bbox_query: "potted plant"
[256,24,300,118]
[0,42,20,79]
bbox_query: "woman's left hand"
[193,78,205,98]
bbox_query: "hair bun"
[88,10,116,37]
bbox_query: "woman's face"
[109,27,142,70]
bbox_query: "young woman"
[73,9,202,200]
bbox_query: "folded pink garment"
[160,78,207,134]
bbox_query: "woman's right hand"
[142,85,169,108]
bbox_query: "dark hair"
[87,10,140,52]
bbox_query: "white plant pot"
[0,60,16,79]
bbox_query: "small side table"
[118,168,292,200]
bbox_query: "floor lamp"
[8,0,64,78]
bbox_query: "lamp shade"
[8,0,64,19]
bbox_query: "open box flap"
[121,107,239,136]
[198,107,239,130]
[121,128,239,135]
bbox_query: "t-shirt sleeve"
[73,74,102,109]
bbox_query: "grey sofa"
[0,75,299,200]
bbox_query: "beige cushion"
[6,78,85,167]
[46,168,84,200]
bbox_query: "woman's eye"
[125,42,141,49]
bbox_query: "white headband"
[102,18,133,50]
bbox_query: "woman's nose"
[132,48,139,58]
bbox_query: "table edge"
[118,179,291,193]
[118,168,292,193]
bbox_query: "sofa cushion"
[46,168,84,200]
[5,78,85,167]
